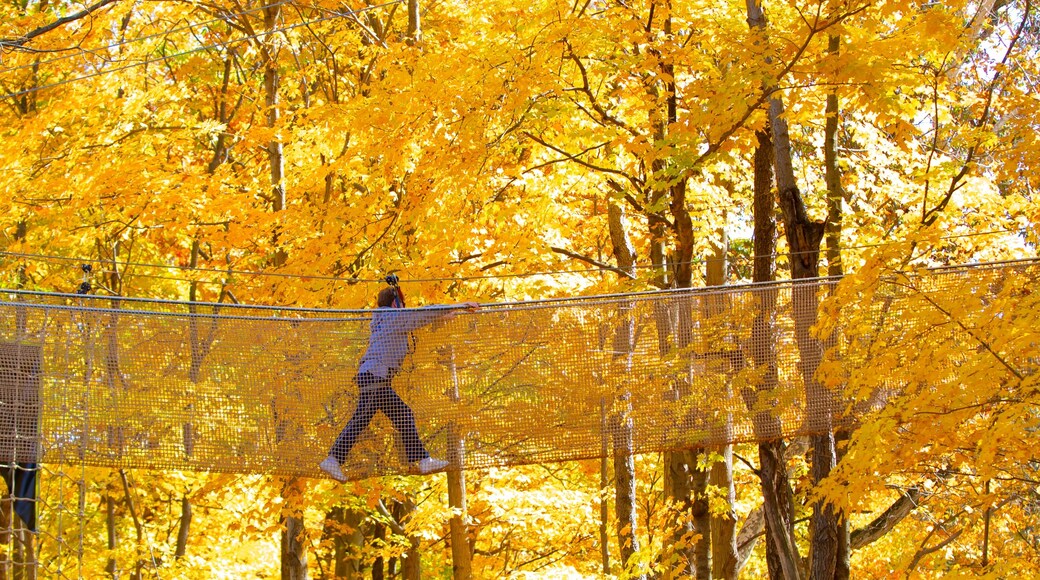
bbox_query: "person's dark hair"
[377,286,403,308]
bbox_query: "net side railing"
[0,259,1036,486]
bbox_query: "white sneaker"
[319,456,347,482]
[416,457,449,474]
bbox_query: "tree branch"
[550,246,636,279]
[562,40,642,139]
[850,487,922,549]
[522,131,644,190]
[921,0,1030,226]
[1,0,120,49]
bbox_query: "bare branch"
[550,246,636,279]
[850,487,922,549]
[522,131,644,191]
[1,0,120,49]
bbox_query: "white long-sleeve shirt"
[357,306,452,379]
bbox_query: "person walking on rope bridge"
[320,276,478,482]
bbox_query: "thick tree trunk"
[776,99,836,580]
[393,500,422,580]
[769,88,835,580]
[746,0,837,575]
[747,129,802,580]
[327,506,364,579]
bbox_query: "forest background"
[1,0,1039,577]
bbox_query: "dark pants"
[329,372,430,464]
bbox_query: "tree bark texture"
[445,347,473,580]
[746,0,838,575]
[607,203,643,579]
[706,228,738,580]
[263,4,285,213]
[175,494,192,559]
[280,478,308,580]
[746,127,802,580]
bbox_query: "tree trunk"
[264,4,285,214]
[767,69,835,580]
[373,519,386,580]
[600,403,611,575]
[824,33,851,580]
[280,478,308,580]
[663,450,696,579]
[261,8,303,575]
[175,494,191,559]
[655,0,719,558]
[327,506,364,579]
[607,202,643,579]
[746,0,837,575]
[674,302,710,580]
[706,230,738,580]
[393,500,422,580]
[747,128,802,580]
[445,348,472,580]
[823,34,844,280]
[17,521,35,580]
[407,0,421,46]
[106,494,118,578]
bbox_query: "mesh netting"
[0,258,1037,574]
[0,259,1034,482]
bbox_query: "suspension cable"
[0,227,1029,285]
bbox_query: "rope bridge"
[0,259,1036,487]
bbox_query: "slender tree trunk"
[663,450,696,579]
[18,521,35,580]
[373,520,386,580]
[824,34,844,281]
[707,230,738,580]
[260,7,304,576]
[673,294,710,580]
[824,33,851,580]
[264,4,285,214]
[600,402,611,575]
[175,495,191,559]
[654,3,719,566]
[280,478,308,580]
[407,0,421,46]
[445,347,472,579]
[106,494,118,579]
[607,203,643,579]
